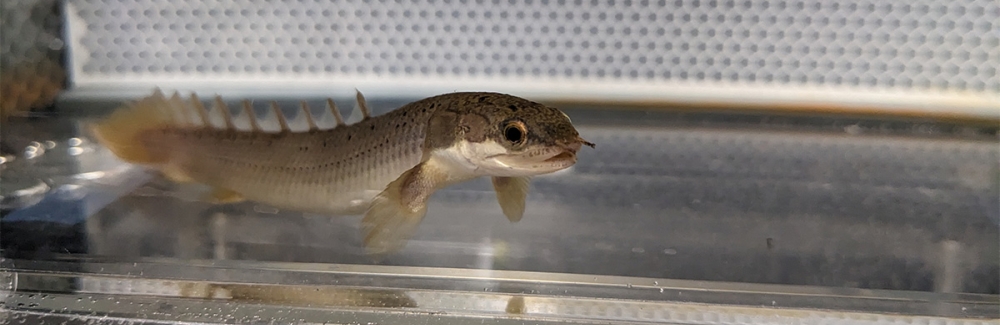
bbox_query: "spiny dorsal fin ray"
[271,101,290,132]
[169,91,194,127]
[356,89,371,120]
[242,100,262,131]
[327,98,345,126]
[160,92,184,125]
[140,92,391,132]
[214,95,235,130]
[149,88,167,114]
[147,88,173,122]
[189,93,212,127]
[301,101,319,131]
[345,89,371,125]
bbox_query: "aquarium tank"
[1,0,998,324]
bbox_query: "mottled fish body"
[90,89,593,255]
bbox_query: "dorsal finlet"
[169,91,194,127]
[271,101,290,132]
[355,89,371,120]
[300,101,318,131]
[327,98,345,126]
[189,93,212,127]
[214,95,235,130]
[156,90,179,124]
[242,100,262,131]
[145,89,169,120]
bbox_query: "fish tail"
[88,89,181,165]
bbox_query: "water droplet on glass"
[49,38,65,50]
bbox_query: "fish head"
[428,92,594,177]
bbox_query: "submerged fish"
[89,89,594,255]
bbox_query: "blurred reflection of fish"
[88,89,593,255]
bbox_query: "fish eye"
[503,120,527,145]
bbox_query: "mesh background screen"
[62,0,999,113]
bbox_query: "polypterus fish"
[89,89,594,255]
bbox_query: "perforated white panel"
[63,0,999,115]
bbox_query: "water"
[1,97,998,323]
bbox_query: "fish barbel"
[89,89,594,255]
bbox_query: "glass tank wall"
[2,0,998,324]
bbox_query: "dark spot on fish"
[478,96,488,103]
[508,105,518,111]
[370,125,375,130]
[347,134,352,141]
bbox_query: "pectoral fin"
[361,161,446,256]
[492,176,531,222]
[204,187,246,204]
[161,165,194,183]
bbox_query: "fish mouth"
[541,136,594,164]
[544,151,576,163]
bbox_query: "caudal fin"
[88,89,183,165]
